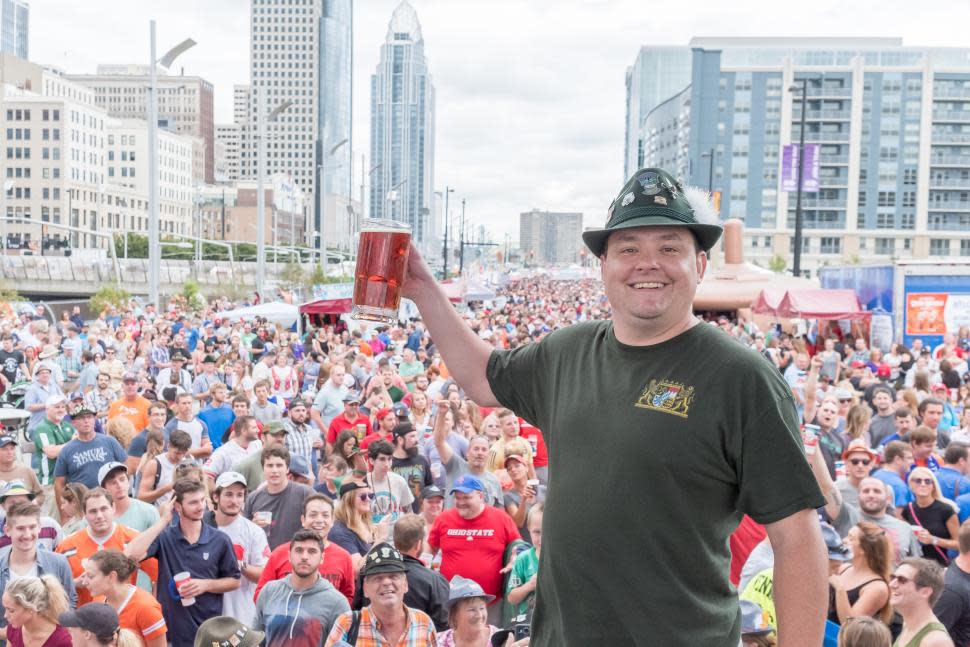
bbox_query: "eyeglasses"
[357,493,374,502]
[839,399,853,403]
[849,458,871,466]
[890,574,913,585]
[911,478,934,486]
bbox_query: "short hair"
[254,379,271,392]
[302,493,334,516]
[494,408,516,420]
[168,429,192,451]
[910,426,937,446]
[883,441,912,464]
[261,446,290,467]
[918,398,944,415]
[176,393,193,403]
[959,519,970,554]
[231,394,250,407]
[895,407,915,419]
[81,487,112,512]
[148,400,169,415]
[837,616,891,647]
[290,528,325,551]
[209,381,226,393]
[367,440,394,460]
[527,502,544,527]
[6,501,39,522]
[393,513,425,553]
[899,557,946,605]
[945,443,969,466]
[173,478,206,503]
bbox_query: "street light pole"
[459,198,466,275]
[792,77,809,278]
[256,93,292,295]
[441,186,453,278]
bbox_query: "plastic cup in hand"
[351,219,411,324]
[173,571,195,606]
[255,511,272,525]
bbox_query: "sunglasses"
[890,574,913,585]
[911,478,934,486]
[839,399,853,403]
[849,458,871,466]
[357,493,374,502]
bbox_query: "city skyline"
[29,0,970,243]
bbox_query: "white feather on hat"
[681,185,720,226]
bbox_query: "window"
[930,239,950,256]
[875,238,894,255]
[962,240,970,256]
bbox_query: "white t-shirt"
[172,417,208,450]
[367,471,414,523]
[217,515,270,625]
[205,440,263,479]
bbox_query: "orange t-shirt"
[107,396,151,432]
[106,585,167,644]
[56,524,158,607]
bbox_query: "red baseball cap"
[850,360,866,369]
[876,364,891,378]
[375,408,395,422]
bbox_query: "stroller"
[0,380,33,454]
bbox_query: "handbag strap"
[908,502,950,563]
[346,610,361,645]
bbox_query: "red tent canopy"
[751,288,870,320]
[299,298,353,315]
[440,279,466,304]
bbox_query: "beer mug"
[351,219,411,324]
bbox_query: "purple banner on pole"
[780,143,820,193]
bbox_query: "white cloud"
[31,0,970,242]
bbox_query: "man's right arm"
[403,246,498,406]
[432,400,454,466]
[125,501,173,561]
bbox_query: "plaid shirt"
[324,606,437,647]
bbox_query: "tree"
[768,255,788,274]
[305,264,327,290]
[171,278,206,313]
[279,261,305,292]
[91,285,131,315]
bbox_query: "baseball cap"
[288,454,313,481]
[876,364,892,378]
[375,408,395,422]
[739,599,773,635]
[821,522,852,561]
[59,604,120,638]
[288,398,308,411]
[450,474,485,495]
[393,402,411,418]
[71,407,96,420]
[0,480,35,501]
[342,392,362,404]
[392,422,414,440]
[97,462,128,487]
[122,371,138,383]
[850,360,866,369]
[215,471,248,490]
[68,390,84,401]
[338,481,368,497]
[34,362,52,374]
[44,394,66,407]
[420,484,444,500]
[0,435,16,449]
[504,453,528,468]
[931,383,949,392]
[193,617,264,647]
[263,421,287,436]
[360,542,407,577]
[834,388,854,401]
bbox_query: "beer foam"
[360,225,410,234]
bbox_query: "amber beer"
[351,219,411,323]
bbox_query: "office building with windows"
[369,1,435,248]
[0,0,27,60]
[630,38,970,272]
[519,209,584,265]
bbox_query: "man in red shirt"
[253,493,354,604]
[360,407,396,450]
[518,420,549,483]
[326,392,372,449]
[428,474,521,626]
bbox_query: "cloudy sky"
[32,0,970,243]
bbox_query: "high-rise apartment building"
[215,123,241,183]
[519,209,584,265]
[629,38,970,272]
[245,0,353,252]
[369,1,435,249]
[0,0,27,60]
[66,65,214,183]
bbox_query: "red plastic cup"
[351,219,411,324]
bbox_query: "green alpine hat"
[582,167,723,257]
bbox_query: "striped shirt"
[325,606,437,647]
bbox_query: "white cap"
[215,471,248,490]
[44,394,66,407]
[97,462,128,487]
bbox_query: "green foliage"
[170,278,206,313]
[0,280,20,304]
[91,285,131,315]
[279,261,306,292]
[768,255,788,274]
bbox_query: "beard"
[405,446,418,459]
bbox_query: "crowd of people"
[0,278,967,647]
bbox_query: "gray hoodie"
[253,574,350,647]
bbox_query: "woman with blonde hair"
[104,417,135,451]
[837,616,891,647]
[903,466,959,565]
[329,482,388,571]
[843,404,873,446]
[2,575,72,647]
[828,522,892,625]
[58,483,88,535]
[59,603,140,647]
[896,389,920,416]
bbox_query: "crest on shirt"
[635,379,695,419]
[203,552,210,561]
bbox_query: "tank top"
[828,577,886,624]
[155,454,177,505]
[893,621,947,647]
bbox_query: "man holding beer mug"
[358,169,827,646]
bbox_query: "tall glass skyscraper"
[1,0,28,60]
[319,0,353,199]
[369,1,435,246]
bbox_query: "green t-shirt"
[399,361,425,392]
[388,384,406,403]
[31,418,74,486]
[506,546,539,619]
[485,320,824,647]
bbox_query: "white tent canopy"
[215,302,300,327]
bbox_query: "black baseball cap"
[59,603,119,638]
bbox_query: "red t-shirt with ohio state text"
[429,506,520,599]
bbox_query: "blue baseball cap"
[450,474,484,495]
[739,599,773,635]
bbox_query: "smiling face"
[362,572,408,610]
[302,499,334,537]
[600,226,706,341]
